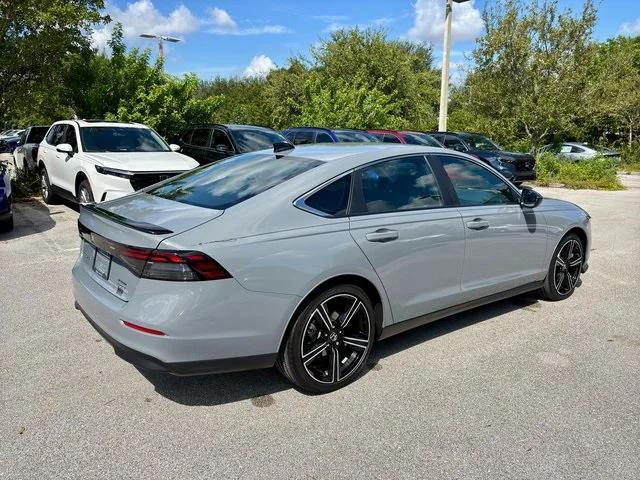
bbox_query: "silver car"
[73,144,591,393]
[541,142,620,162]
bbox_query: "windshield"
[460,134,502,151]
[403,132,443,147]
[80,127,170,153]
[231,129,286,153]
[148,152,323,210]
[334,130,379,143]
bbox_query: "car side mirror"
[169,143,181,152]
[520,187,542,208]
[56,143,73,155]
[214,144,233,155]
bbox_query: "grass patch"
[619,142,640,173]
[12,168,41,199]
[534,153,624,190]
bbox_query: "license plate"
[93,249,111,280]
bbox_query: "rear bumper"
[75,301,277,375]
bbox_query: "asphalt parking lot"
[1,176,639,479]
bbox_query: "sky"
[91,0,640,79]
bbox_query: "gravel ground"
[1,176,639,479]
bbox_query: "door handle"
[365,228,399,243]
[466,218,490,230]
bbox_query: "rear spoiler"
[81,203,173,235]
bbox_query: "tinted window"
[46,125,65,145]
[191,128,211,147]
[353,156,442,215]
[442,135,466,151]
[148,152,323,210]
[403,132,442,147]
[383,134,401,143]
[181,129,193,144]
[80,127,170,153]
[458,133,501,151]
[315,132,333,143]
[292,131,315,145]
[304,174,351,216]
[63,125,78,152]
[334,130,378,142]
[369,133,385,141]
[27,127,48,144]
[439,156,517,206]
[212,129,233,150]
[231,129,285,152]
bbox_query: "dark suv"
[178,124,287,165]
[426,131,536,184]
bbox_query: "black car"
[426,131,536,184]
[178,124,288,165]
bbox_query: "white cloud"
[406,0,483,43]
[91,26,112,51]
[110,0,199,38]
[209,7,237,31]
[207,7,290,35]
[619,18,640,36]
[243,55,276,78]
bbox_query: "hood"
[92,191,223,237]
[83,151,198,172]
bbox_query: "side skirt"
[51,185,77,203]
[378,281,543,341]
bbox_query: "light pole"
[139,34,181,68]
[438,0,469,132]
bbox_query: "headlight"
[95,165,133,178]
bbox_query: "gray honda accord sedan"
[73,143,590,393]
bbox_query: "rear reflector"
[79,221,231,281]
[122,320,166,336]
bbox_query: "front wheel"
[40,167,58,204]
[277,285,375,393]
[76,179,94,204]
[540,233,584,301]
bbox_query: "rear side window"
[148,152,323,210]
[292,131,315,145]
[382,134,401,143]
[191,128,211,147]
[303,174,351,217]
[438,156,517,206]
[315,132,333,143]
[352,155,443,215]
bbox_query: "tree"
[0,0,107,124]
[453,0,597,152]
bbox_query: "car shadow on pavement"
[0,199,56,240]
[141,293,540,407]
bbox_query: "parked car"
[540,142,621,163]
[37,120,198,204]
[0,135,21,155]
[178,124,287,165]
[282,127,379,145]
[0,159,13,232]
[367,129,444,147]
[73,143,590,393]
[427,131,536,184]
[14,125,49,172]
[0,129,24,140]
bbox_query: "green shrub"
[535,153,623,190]
[619,141,640,173]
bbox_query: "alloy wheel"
[78,186,91,204]
[41,172,48,198]
[300,293,372,384]
[553,239,583,296]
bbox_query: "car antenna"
[274,141,295,158]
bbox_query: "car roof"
[54,120,148,128]
[187,123,277,132]
[269,143,445,165]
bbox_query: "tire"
[277,284,375,393]
[0,215,13,233]
[76,179,94,204]
[540,233,584,301]
[40,166,58,204]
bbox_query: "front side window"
[80,127,170,153]
[303,174,351,217]
[231,129,285,152]
[459,133,501,151]
[46,125,66,145]
[292,130,315,145]
[438,156,517,206]
[190,128,211,147]
[148,152,323,210]
[403,132,442,147]
[442,135,466,151]
[334,131,378,143]
[315,132,333,143]
[352,155,443,215]
[212,129,234,150]
[63,125,78,152]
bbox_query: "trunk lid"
[77,193,223,301]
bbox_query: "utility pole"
[438,0,470,132]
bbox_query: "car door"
[210,128,235,161]
[43,124,67,187]
[348,154,465,323]
[188,127,213,164]
[59,124,81,193]
[432,154,548,301]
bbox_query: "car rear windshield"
[80,127,170,153]
[334,131,379,143]
[148,152,323,210]
[231,129,286,153]
[402,132,442,147]
[459,134,501,151]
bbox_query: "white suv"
[37,120,199,204]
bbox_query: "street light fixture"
[139,33,181,66]
[438,0,470,132]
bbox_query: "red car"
[367,129,444,147]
